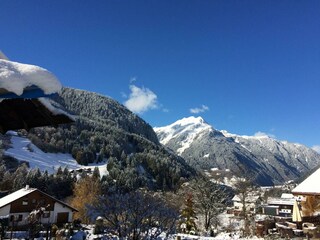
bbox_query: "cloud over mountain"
[189,105,209,114]
[124,84,158,114]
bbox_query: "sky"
[0,0,319,150]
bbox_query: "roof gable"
[0,187,77,212]
[0,187,36,208]
[292,167,320,195]
[232,194,260,203]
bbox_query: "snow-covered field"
[81,213,263,240]
[4,132,108,175]
[75,226,264,240]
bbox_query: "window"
[22,199,28,206]
[10,215,22,222]
[43,211,50,218]
[32,199,36,204]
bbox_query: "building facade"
[0,186,77,227]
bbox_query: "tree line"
[70,173,232,239]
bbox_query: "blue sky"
[1,0,320,150]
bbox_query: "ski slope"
[4,132,108,175]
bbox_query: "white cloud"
[254,131,276,139]
[190,105,209,114]
[124,85,158,114]
[312,145,320,153]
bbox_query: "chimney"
[25,185,29,190]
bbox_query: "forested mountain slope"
[21,88,196,191]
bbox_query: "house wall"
[8,212,30,226]
[278,205,293,217]
[0,204,10,216]
[10,191,55,213]
[233,201,257,214]
[262,206,278,216]
[0,190,75,227]
[53,202,74,223]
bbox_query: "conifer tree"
[12,163,28,190]
[92,167,100,179]
[180,193,197,233]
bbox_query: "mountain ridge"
[154,116,320,185]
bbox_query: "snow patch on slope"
[221,130,270,140]
[4,134,108,175]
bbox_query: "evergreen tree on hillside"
[23,87,195,192]
[12,163,28,190]
[180,193,198,234]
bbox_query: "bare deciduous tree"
[88,190,178,239]
[191,177,230,232]
[233,177,259,237]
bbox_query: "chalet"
[262,193,295,217]
[232,194,261,216]
[292,167,320,220]
[0,186,77,226]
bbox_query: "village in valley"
[1,1,320,239]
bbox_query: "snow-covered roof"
[0,55,74,132]
[281,193,294,199]
[266,193,295,206]
[0,187,36,208]
[267,197,295,206]
[232,194,260,203]
[0,186,77,211]
[292,167,320,195]
[0,58,61,97]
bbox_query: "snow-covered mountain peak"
[155,117,320,185]
[175,116,207,126]
[154,116,212,149]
